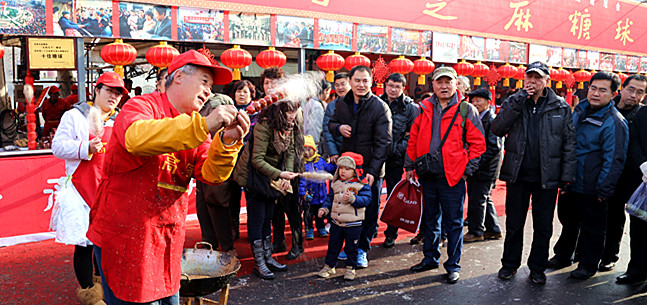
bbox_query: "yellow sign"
[27,38,76,70]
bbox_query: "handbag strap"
[438,103,461,150]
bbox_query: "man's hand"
[406,170,415,180]
[339,125,352,138]
[318,209,325,218]
[523,84,536,97]
[221,111,251,145]
[329,154,339,164]
[206,105,237,133]
[366,173,375,186]
[88,137,103,154]
[342,189,351,202]
[279,171,299,180]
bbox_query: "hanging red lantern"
[0,41,4,59]
[550,67,568,89]
[471,61,489,86]
[513,64,526,88]
[497,63,518,87]
[616,72,628,89]
[412,57,435,85]
[453,59,474,77]
[345,52,371,72]
[256,47,286,69]
[573,69,591,89]
[145,41,179,71]
[389,56,414,75]
[100,39,137,78]
[220,45,252,81]
[560,68,572,89]
[316,50,345,82]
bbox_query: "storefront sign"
[26,38,76,70]
[432,32,459,63]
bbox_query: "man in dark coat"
[329,65,392,268]
[150,6,171,39]
[58,11,85,33]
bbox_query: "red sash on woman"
[71,126,113,207]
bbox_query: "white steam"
[274,71,325,102]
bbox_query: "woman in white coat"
[51,72,127,305]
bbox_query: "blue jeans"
[94,246,180,305]
[421,177,466,273]
[324,223,362,268]
[358,178,383,252]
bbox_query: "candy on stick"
[87,106,104,138]
[299,171,334,182]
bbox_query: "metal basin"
[179,242,241,297]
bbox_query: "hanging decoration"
[220,45,252,81]
[573,69,591,89]
[316,50,345,82]
[145,41,179,71]
[412,57,435,85]
[372,55,391,95]
[452,59,474,77]
[497,63,517,87]
[564,73,576,107]
[256,47,287,69]
[471,61,489,86]
[100,39,137,78]
[513,64,526,88]
[344,52,371,72]
[389,56,414,76]
[484,63,501,107]
[0,41,4,59]
[24,72,37,150]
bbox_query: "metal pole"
[76,38,86,103]
[298,48,305,74]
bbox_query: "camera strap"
[437,103,461,152]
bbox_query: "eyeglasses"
[623,86,646,96]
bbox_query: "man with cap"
[87,50,249,304]
[463,88,503,243]
[492,61,576,285]
[406,66,486,284]
[42,86,71,137]
[65,84,80,106]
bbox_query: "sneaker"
[357,249,368,268]
[318,265,336,278]
[483,232,503,240]
[463,233,484,243]
[305,229,314,240]
[529,270,546,285]
[498,267,517,280]
[337,250,347,260]
[383,236,395,248]
[344,268,356,281]
[318,228,329,238]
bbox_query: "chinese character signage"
[432,32,459,63]
[528,44,547,64]
[27,38,76,70]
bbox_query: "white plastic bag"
[45,176,92,246]
[626,182,647,222]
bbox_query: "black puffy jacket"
[329,92,392,178]
[491,88,577,189]
[471,109,502,181]
[379,93,419,168]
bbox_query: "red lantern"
[573,69,591,89]
[389,56,414,75]
[100,39,137,78]
[145,41,179,71]
[256,47,286,69]
[345,52,370,72]
[412,57,435,85]
[497,63,518,87]
[0,41,4,59]
[471,61,489,86]
[513,64,526,88]
[220,45,252,81]
[453,59,474,76]
[616,72,628,89]
[316,50,345,82]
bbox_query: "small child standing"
[299,135,336,240]
[317,152,372,281]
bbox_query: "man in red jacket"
[406,67,486,284]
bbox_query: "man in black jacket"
[464,88,503,243]
[380,73,420,248]
[492,61,577,285]
[329,65,392,268]
[600,75,647,271]
[150,6,171,39]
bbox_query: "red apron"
[71,126,113,207]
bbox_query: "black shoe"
[272,241,287,253]
[410,234,425,245]
[383,237,395,248]
[546,256,572,270]
[570,267,596,280]
[498,267,517,280]
[410,261,439,273]
[616,273,647,285]
[529,270,546,285]
[285,247,303,260]
[598,261,616,272]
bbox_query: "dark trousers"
[602,177,640,263]
[466,178,501,236]
[501,182,557,272]
[626,215,647,277]
[196,181,241,251]
[304,203,325,231]
[246,192,276,242]
[421,177,466,272]
[384,165,404,239]
[324,224,362,269]
[272,181,304,249]
[553,191,608,271]
[358,178,383,251]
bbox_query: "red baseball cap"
[167,50,232,85]
[70,84,78,91]
[96,72,128,95]
[49,86,60,94]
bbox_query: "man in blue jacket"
[549,71,629,280]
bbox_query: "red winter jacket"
[406,94,486,187]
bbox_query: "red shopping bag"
[380,179,424,233]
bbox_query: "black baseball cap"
[467,88,492,100]
[526,61,549,77]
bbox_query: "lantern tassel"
[516,80,523,88]
[566,88,573,107]
[503,78,510,87]
[556,81,562,89]
[114,65,124,78]
[418,75,426,85]
[578,82,584,89]
[326,71,334,82]
[474,77,481,86]
[233,69,241,81]
[489,86,496,107]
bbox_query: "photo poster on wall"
[391,28,419,56]
[508,41,527,64]
[599,52,614,71]
[641,57,647,73]
[229,12,270,46]
[546,46,562,67]
[485,38,509,62]
[357,24,388,54]
[577,50,587,69]
[432,32,459,63]
[614,54,627,72]
[459,35,484,61]
[318,19,352,51]
[0,0,45,35]
[118,2,170,40]
[177,7,224,42]
[421,31,432,57]
[53,0,112,37]
[627,56,640,73]
[528,44,548,64]
[275,15,314,48]
[587,51,600,70]
[562,48,577,68]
